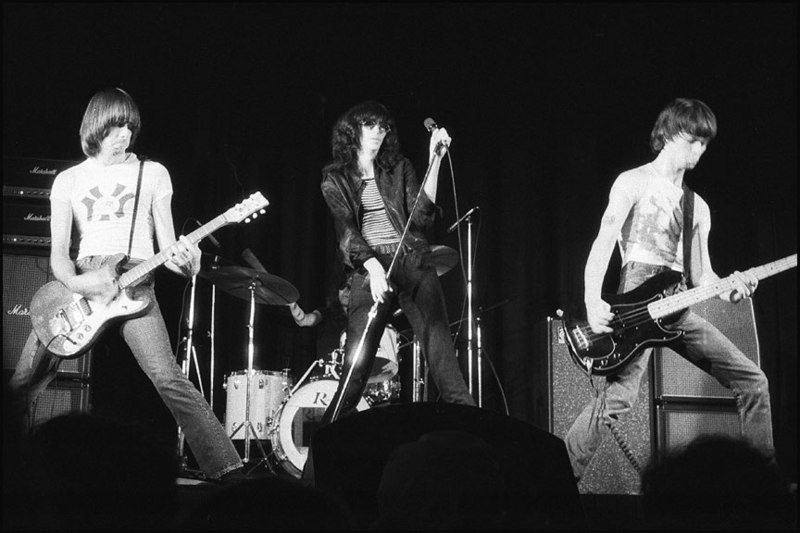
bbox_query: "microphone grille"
[423,118,437,131]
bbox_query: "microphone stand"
[451,207,482,406]
[177,272,205,470]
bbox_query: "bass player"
[565,98,774,482]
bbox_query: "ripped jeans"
[564,261,774,480]
[9,255,242,480]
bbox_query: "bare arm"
[152,194,201,277]
[584,188,632,333]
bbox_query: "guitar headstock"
[223,192,269,224]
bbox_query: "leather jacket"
[321,155,437,273]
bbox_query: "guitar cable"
[606,418,643,474]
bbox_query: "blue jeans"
[323,249,474,422]
[565,261,774,480]
[9,255,242,480]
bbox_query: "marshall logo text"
[7,304,30,317]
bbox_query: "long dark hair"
[79,88,141,157]
[323,101,401,178]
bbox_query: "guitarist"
[565,98,773,482]
[9,88,245,483]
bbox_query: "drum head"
[270,379,369,478]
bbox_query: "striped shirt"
[361,177,400,247]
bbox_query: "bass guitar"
[29,192,269,359]
[560,254,796,376]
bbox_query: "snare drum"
[339,325,399,383]
[224,370,293,440]
[269,379,369,478]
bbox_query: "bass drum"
[269,379,369,478]
[339,324,399,383]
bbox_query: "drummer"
[318,100,474,425]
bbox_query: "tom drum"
[224,369,293,440]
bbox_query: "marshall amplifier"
[3,156,78,201]
[3,201,52,238]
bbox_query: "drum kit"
[188,245,458,478]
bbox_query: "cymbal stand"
[228,281,270,469]
[177,273,206,466]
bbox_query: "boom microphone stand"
[448,206,482,406]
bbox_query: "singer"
[319,100,474,423]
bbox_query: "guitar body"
[562,270,685,376]
[30,255,152,359]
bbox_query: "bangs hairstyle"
[79,88,142,157]
[649,98,717,153]
[327,100,400,177]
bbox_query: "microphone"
[423,117,438,132]
[195,219,221,249]
[447,206,480,233]
[423,117,448,155]
[289,302,322,327]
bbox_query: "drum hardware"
[201,256,299,466]
[427,244,459,276]
[198,252,237,411]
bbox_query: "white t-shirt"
[50,154,172,261]
[611,165,710,272]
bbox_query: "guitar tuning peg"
[252,213,258,219]
[245,218,251,223]
[259,209,266,214]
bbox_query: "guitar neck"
[648,254,797,319]
[117,214,227,289]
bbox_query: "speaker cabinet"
[3,253,92,378]
[653,298,760,400]
[536,317,653,495]
[656,402,740,453]
[31,380,91,429]
[652,298,760,455]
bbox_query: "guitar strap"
[682,184,695,286]
[127,158,145,257]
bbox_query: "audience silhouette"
[372,430,508,530]
[641,434,796,531]
[13,412,180,530]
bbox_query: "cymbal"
[203,266,299,305]
[428,245,458,276]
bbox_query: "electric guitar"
[29,192,269,359]
[560,254,796,377]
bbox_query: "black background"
[4,3,796,480]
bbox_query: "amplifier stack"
[3,156,90,428]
